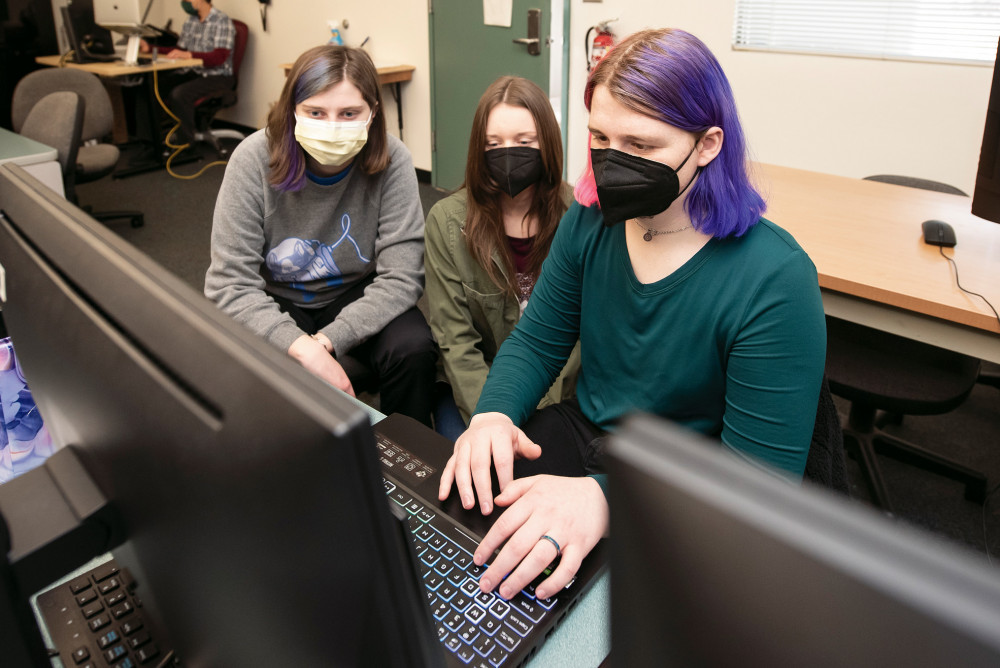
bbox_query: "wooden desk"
[36,54,202,77]
[280,63,416,141]
[759,163,1000,363]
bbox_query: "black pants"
[513,399,607,479]
[156,71,235,143]
[271,277,437,427]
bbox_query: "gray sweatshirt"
[204,129,425,357]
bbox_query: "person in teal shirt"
[437,28,826,603]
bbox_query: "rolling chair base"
[843,406,988,513]
[83,206,144,228]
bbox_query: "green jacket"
[424,188,581,424]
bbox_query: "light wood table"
[758,163,1000,362]
[36,54,202,77]
[280,63,416,141]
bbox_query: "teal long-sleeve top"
[475,202,827,477]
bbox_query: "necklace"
[634,219,692,241]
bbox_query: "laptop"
[374,413,607,667]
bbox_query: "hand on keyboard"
[472,475,608,601]
[438,412,541,515]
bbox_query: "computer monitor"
[0,164,440,666]
[973,36,1000,223]
[93,0,157,64]
[606,414,1000,667]
[60,0,115,63]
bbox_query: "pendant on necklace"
[643,231,654,242]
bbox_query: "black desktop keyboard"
[382,477,559,667]
[36,560,167,667]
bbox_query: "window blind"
[733,1,1000,66]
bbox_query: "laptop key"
[489,600,510,619]
[510,595,544,623]
[495,628,521,652]
[473,635,497,658]
[479,615,501,637]
[455,644,477,664]
[465,604,487,625]
[437,583,458,602]
[456,620,480,645]
[488,646,510,666]
[504,611,532,637]
[444,611,465,632]
[450,593,472,613]
[432,600,450,620]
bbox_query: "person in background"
[439,28,827,602]
[140,0,235,145]
[205,45,437,426]
[424,76,580,441]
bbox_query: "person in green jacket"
[438,29,827,603]
[425,76,581,439]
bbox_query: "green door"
[429,0,552,191]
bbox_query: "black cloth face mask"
[591,145,698,226]
[486,147,544,198]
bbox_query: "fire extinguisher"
[585,19,617,72]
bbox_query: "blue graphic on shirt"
[266,213,370,302]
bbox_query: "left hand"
[165,48,193,59]
[474,475,608,602]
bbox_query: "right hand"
[139,39,151,53]
[437,412,542,515]
[287,334,355,397]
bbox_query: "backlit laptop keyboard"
[383,478,559,667]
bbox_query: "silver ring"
[539,534,561,556]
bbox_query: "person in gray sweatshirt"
[205,44,436,426]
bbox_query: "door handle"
[512,8,542,56]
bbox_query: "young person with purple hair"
[205,45,437,426]
[438,29,826,601]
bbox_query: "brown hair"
[463,76,566,296]
[266,45,388,192]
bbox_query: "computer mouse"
[921,219,956,247]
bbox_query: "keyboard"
[382,477,559,667]
[36,560,168,667]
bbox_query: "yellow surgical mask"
[294,110,373,167]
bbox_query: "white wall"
[147,0,433,171]
[143,1,991,191]
[565,0,992,195]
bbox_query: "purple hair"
[273,62,330,192]
[575,29,764,238]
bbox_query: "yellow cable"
[151,65,228,180]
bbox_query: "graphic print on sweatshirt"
[266,213,371,301]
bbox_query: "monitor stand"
[123,34,142,66]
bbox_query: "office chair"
[191,19,249,158]
[18,92,85,197]
[12,68,144,228]
[863,174,968,197]
[825,175,987,513]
